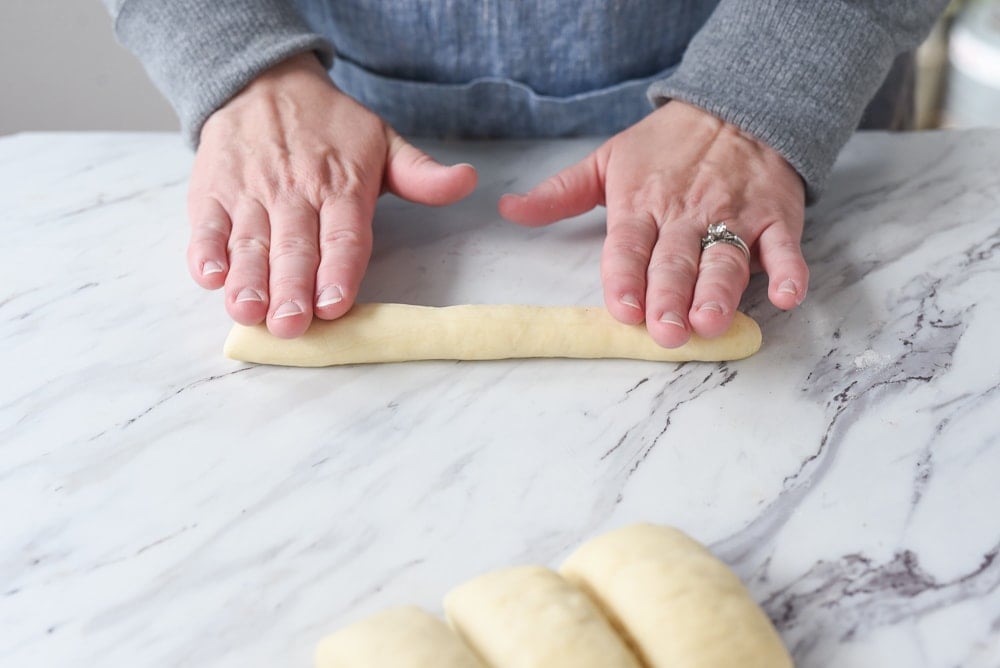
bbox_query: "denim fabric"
[292,0,719,137]
[110,0,943,196]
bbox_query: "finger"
[384,131,478,206]
[313,192,375,321]
[643,220,701,348]
[225,200,271,326]
[758,222,809,310]
[186,196,231,289]
[600,210,657,326]
[688,239,751,339]
[498,151,604,227]
[266,201,320,338]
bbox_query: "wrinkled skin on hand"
[499,100,809,348]
[186,53,477,338]
[188,54,807,348]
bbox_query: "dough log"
[315,606,486,668]
[224,303,762,366]
[559,524,793,668]
[443,565,641,668]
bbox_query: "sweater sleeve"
[103,0,334,147]
[646,1,948,201]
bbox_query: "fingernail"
[235,288,265,304]
[778,279,798,295]
[274,300,304,319]
[452,162,475,169]
[620,293,641,310]
[316,284,344,308]
[659,311,686,328]
[202,260,225,276]
[698,301,724,314]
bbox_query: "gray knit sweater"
[103,0,947,199]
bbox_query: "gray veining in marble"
[1,130,999,667]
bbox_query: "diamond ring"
[700,222,750,262]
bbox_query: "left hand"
[498,100,809,348]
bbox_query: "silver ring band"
[700,222,750,262]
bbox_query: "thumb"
[384,130,478,206]
[498,150,604,227]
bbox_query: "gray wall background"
[0,0,178,135]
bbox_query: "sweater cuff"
[647,1,940,201]
[114,0,334,147]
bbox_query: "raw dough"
[315,606,486,668]
[224,303,762,366]
[558,524,793,668]
[443,565,641,668]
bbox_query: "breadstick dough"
[315,606,486,668]
[559,524,792,668]
[224,303,762,366]
[443,565,642,668]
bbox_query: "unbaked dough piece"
[224,303,762,366]
[559,524,792,668]
[315,606,486,668]
[443,565,642,668]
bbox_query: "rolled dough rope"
[224,303,762,366]
[443,565,642,668]
[315,606,487,668]
[559,524,793,668]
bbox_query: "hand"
[499,101,808,348]
[187,53,478,338]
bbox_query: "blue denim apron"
[292,1,913,137]
[292,0,719,137]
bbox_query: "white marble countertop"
[1,130,999,667]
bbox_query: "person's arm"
[500,1,949,349]
[103,3,477,339]
[646,0,949,201]
[102,0,333,146]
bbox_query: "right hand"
[187,53,478,338]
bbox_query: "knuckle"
[606,239,651,264]
[265,172,296,202]
[270,236,319,261]
[700,249,748,275]
[769,237,803,257]
[192,216,230,239]
[269,273,312,292]
[646,285,690,309]
[273,157,326,201]
[323,158,373,197]
[311,178,351,205]
[229,235,269,256]
[622,186,671,221]
[258,159,370,206]
[602,267,645,288]
[405,150,436,171]
[319,223,370,251]
[326,185,370,211]
[545,172,573,195]
[243,163,294,204]
[698,194,739,222]
[648,252,698,279]
[698,279,745,302]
